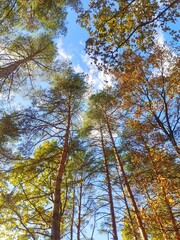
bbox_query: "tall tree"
[0,0,81,96]
[100,129,118,240]
[82,88,148,240]
[0,64,87,239]
[29,65,87,240]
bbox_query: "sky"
[55,4,177,92]
[56,8,113,91]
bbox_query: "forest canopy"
[0,1,179,240]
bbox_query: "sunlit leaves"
[78,0,179,69]
[0,0,81,35]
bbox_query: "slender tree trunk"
[100,128,118,240]
[77,175,83,240]
[105,119,148,240]
[170,137,180,158]
[90,213,96,240]
[153,113,180,158]
[70,187,75,240]
[115,165,139,240]
[51,106,71,240]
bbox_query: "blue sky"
[56,8,114,91]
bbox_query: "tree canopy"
[0,1,179,240]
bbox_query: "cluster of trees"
[0,0,179,240]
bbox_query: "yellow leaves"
[23,213,30,223]
[134,107,142,118]
[158,176,167,186]
[168,198,174,204]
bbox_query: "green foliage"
[8,34,56,64]
[1,140,61,239]
[0,0,81,35]
[83,87,118,128]
[0,1,81,95]
[0,34,56,94]
[51,64,87,100]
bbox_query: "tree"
[120,118,180,239]
[0,34,56,94]
[50,68,86,240]
[116,46,180,157]
[0,0,81,36]
[0,140,59,239]
[82,88,148,240]
[1,1,179,238]
[100,131,119,240]
[0,0,82,96]
[78,0,179,69]
[15,64,87,239]
[0,63,87,240]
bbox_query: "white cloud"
[57,39,72,60]
[81,54,114,90]
[56,39,114,91]
[155,28,165,46]
[153,28,177,77]
[74,64,83,73]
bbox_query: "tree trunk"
[0,48,46,79]
[77,175,83,240]
[115,165,139,240]
[105,118,148,240]
[153,113,180,158]
[51,106,71,240]
[70,187,75,240]
[0,59,24,79]
[100,128,118,240]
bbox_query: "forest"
[0,0,179,240]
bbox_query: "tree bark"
[77,175,83,240]
[115,165,139,240]
[70,187,75,240]
[161,186,180,240]
[100,128,118,240]
[51,106,71,240]
[0,48,46,79]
